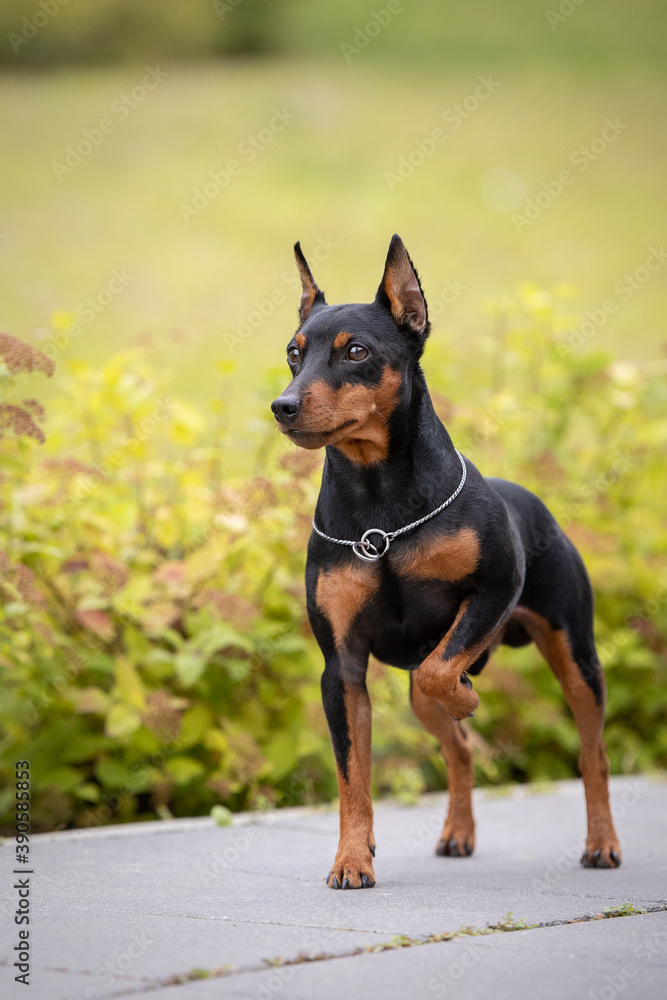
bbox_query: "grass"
[1,6,665,474]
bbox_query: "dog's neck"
[318,366,463,535]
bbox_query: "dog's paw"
[326,844,376,889]
[436,820,475,858]
[442,680,480,722]
[416,670,479,721]
[581,841,622,869]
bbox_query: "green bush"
[0,287,665,831]
[0,0,278,66]
[1,1,663,69]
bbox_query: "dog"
[271,235,621,889]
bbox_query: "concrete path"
[1,776,666,999]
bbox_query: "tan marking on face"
[316,562,379,648]
[278,366,401,464]
[333,331,352,351]
[395,528,480,581]
[295,332,306,351]
[319,368,402,464]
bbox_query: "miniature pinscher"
[271,236,621,889]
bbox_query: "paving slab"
[1,776,665,1000]
[149,911,667,1000]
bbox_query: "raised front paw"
[327,843,376,889]
[416,668,479,721]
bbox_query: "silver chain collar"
[312,449,467,563]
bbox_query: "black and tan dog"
[271,236,621,889]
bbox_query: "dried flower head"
[42,458,103,479]
[90,552,129,594]
[0,333,54,377]
[0,557,44,608]
[21,398,46,420]
[142,691,181,742]
[191,590,258,630]
[0,403,46,443]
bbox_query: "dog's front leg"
[416,590,513,720]
[321,659,376,889]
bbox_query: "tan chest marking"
[316,563,380,647]
[395,527,481,582]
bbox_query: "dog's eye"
[287,347,300,365]
[348,344,368,361]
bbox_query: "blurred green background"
[2,0,666,467]
[0,1,665,830]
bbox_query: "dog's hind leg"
[410,673,475,856]
[512,608,621,868]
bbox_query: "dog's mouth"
[280,418,359,449]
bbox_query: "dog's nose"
[271,395,301,422]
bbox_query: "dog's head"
[271,235,431,466]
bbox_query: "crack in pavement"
[137,913,390,933]
[100,903,667,998]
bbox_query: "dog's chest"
[316,528,480,668]
[368,570,463,668]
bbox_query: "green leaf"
[74,783,101,803]
[165,757,205,785]
[211,804,233,826]
[95,758,136,790]
[114,657,145,708]
[174,651,207,687]
[179,705,212,747]
[105,703,142,738]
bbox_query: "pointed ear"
[376,235,429,337]
[294,242,326,324]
